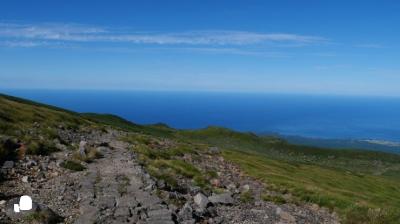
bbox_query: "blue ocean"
[2,90,400,142]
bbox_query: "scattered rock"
[240,184,250,192]
[79,141,87,157]
[95,146,108,154]
[25,159,37,168]
[209,147,220,154]
[5,198,62,223]
[156,180,166,189]
[210,178,221,187]
[276,207,296,223]
[208,193,234,205]
[194,193,209,210]
[55,143,68,151]
[2,161,14,169]
[178,202,193,221]
[21,176,29,183]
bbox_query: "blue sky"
[0,0,399,96]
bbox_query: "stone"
[178,202,193,221]
[194,193,209,210]
[41,162,49,171]
[2,161,14,169]
[79,141,87,157]
[95,146,108,154]
[25,159,37,168]
[55,143,68,151]
[241,184,250,192]
[208,192,234,205]
[209,216,224,224]
[227,183,237,191]
[146,208,174,223]
[209,146,220,154]
[156,180,165,189]
[210,178,220,187]
[276,207,296,223]
[114,206,130,217]
[5,198,62,223]
[21,176,29,183]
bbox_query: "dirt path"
[72,142,175,224]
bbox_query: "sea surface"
[2,89,400,142]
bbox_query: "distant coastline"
[2,89,400,146]
[282,135,400,154]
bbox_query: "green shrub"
[240,191,254,203]
[344,206,400,224]
[26,140,58,155]
[262,193,287,204]
[61,160,86,171]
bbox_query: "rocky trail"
[0,129,339,224]
[74,142,174,224]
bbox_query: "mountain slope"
[0,93,399,223]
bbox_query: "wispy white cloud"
[0,40,55,47]
[355,43,384,49]
[0,22,327,47]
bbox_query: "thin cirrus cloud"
[0,22,327,47]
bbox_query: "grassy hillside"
[179,127,400,223]
[0,94,90,162]
[1,93,400,223]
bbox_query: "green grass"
[224,150,400,223]
[61,160,86,171]
[3,93,400,223]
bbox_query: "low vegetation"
[2,93,400,223]
[124,134,210,191]
[175,127,400,223]
[60,160,86,171]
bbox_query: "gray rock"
[194,193,209,210]
[178,202,193,221]
[114,206,130,217]
[209,146,220,154]
[276,207,296,223]
[147,208,174,223]
[241,184,250,192]
[227,183,237,191]
[21,176,29,183]
[156,180,166,189]
[55,143,68,151]
[2,161,14,169]
[209,216,224,224]
[208,192,234,205]
[74,206,97,224]
[25,159,37,168]
[41,162,49,171]
[79,141,87,157]
[5,198,62,223]
[95,146,108,154]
